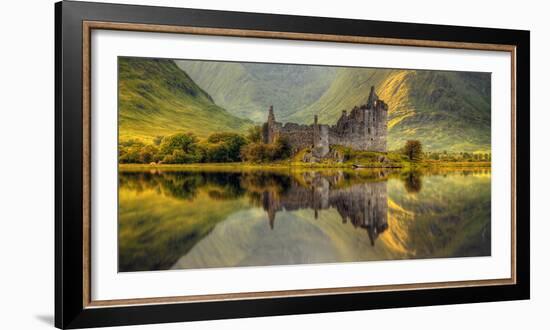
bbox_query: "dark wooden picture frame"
[55,1,530,328]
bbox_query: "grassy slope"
[123,57,491,152]
[287,68,395,123]
[176,60,336,122]
[289,68,491,152]
[118,57,252,143]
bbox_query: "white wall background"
[0,0,545,329]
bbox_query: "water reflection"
[118,168,491,272]
[251,171,389,246]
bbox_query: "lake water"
[118,167,491,272]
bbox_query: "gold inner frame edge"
[81,20,517,308]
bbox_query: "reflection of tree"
[119,171,246,201]
[119,169,390,247]
[402,171,423,193]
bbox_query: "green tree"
[119,146,141,163]
[153,135,164,146]
[246,126,263,143]
[206,132,247,162]
[159,133,198,155]
[403,140,423,161]
[272,137,291,159]
[138,145,159,163]
[119,140,145,163]
[240,137,291,163]
[240,143,267,163]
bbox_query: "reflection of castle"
[259,172,389,246]
[263,86,388,157]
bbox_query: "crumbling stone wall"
[277,123,314,153]
[262,86,388,157]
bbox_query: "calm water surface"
[118,168,491,272]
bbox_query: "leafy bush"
[159,132,198,155]
[246,126,263,143]
[162,149,202,164]
[119,131,255,164]
[240,142,268,163]
[119,140,145,163]
[205,132,247,162]
[138,145,160,163]
[240,137,291,163]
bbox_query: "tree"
[240,137,292,163]
[153,135,164,146]
[159,133,198,155]
[206,132,247,162]
[246,126,263,143]
[138,144,159,163]
[240,142,267,163]
[119,140,144,163]
[119,146,141,163]
[272,137,291,159]
[403,140,423,161]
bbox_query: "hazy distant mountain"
[121,57,490,152]
[118,57,252,142]
[176,60,336,122]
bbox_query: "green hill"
[118,57,252,143]
[176,60,336,122]
[122,57,491,152]
[288,68,491,153]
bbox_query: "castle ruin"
[262,86,388,157]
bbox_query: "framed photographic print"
[55,1,530,328]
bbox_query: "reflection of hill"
[120,170,391,246]
[118,171,248,272]
[119,169,391,271]
[119,168,491,272]
[383,173,491,259]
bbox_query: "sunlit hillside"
[118,57,252,143]
[289,69,491,152]
[120,57,491,152]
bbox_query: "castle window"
[368,127,371,134]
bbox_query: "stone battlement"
[262,86,388,157]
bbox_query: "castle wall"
[262,86,388,156]
[277,123,314,153]
[329,105,387,152]
[313,125,329,157]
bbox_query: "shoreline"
[118,161,491,172]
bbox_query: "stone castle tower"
[262,86,388,157]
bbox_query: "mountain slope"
[118,57,252,142]
[176,60,336,122]
[287,67,396,124]
[288,68,491,152]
